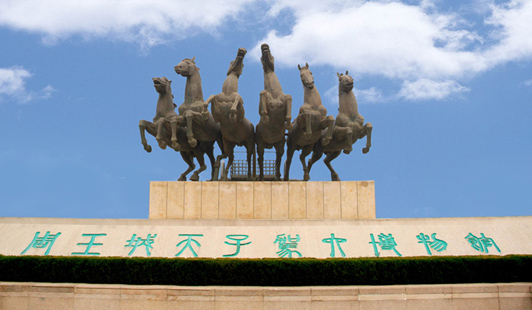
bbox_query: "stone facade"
[1,282,531,310]
[149,181,376,220]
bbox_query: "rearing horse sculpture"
[255,43,292,181]
[138,77,216,181]
[173,57,224,179]
[204,48,255,180]
[307,71,373,181]
[284,63,334,181]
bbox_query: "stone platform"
[149,181,375,220]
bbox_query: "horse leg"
[335,126,353,154]
[230,95,244,123]
[205,142,216,181]
[221,139,235,181]
[138,120,153,153]
[259,90,269,124]
[215,136,224,167]
[178,152,195,181]
[320,115,335,146]
[283,137,295,181]
[362,122,373,154]
[155,119,167,150]
[203,95,215,120]
[324,151,342,181]
[246,138,254,181]
[273,139,285,181]
[190,149,207,182]
[300,144,313,181]
[183,110,198,147]
[307,142,323,173]
[304,110,312,137]
[284,94,292,130]
[170,115,183,150]
[257,140,265,181]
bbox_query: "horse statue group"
[139,44,372,182]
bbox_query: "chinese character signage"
[2,217,531,258]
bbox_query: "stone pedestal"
[149,181,376,220]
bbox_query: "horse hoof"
[190,175,199,181]
[188,138,197,148]
[321,137,331,146]
[332,174,340,181]
[362,146,370,154]
[178,176,187,181]
[303,173,310,181]
[343,147,352,155]
[143,144,152,153]
[171,142,181,151]
[158,140,167,150]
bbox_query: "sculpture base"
[149,181,375,220]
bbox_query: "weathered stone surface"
[218,182,237,219]
[236,182,254,219]
[254,182,272,219]
[1,282,530,310]
[184,182,202,219]
[149,181,167,219]
[167,181,184,219]
[151,181,375,220]
[3,215,532,258]
[201,182,219,219]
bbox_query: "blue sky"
[1,0,531,219]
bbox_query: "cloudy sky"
[1,0,531,219]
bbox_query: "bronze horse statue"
[204,48,255,181]
[284,63,334,181]
[138,77,217,181]
[307,71,373,181]
[255,44,292,180]
[173,57,224,179]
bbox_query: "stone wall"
[1,282,531,310]
[149,181,376,220]
[2,216,532,258]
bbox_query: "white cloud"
[0,67,31,96]
[252,1,486,80]
[0,67,55,103]
[523,79,532,87]
[251,0,532,101]
[357,87,385,103]
[2,0,531,101]
[398,79,469,100]
[484,0,532,65]
[0,0,254,48]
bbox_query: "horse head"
[298,62,314,89]
[227,48,247,77]
[153,76,172,95]
[261,43,275,73]
[153,76,176,120]
[337,71,354,93]
[174,57,198,77]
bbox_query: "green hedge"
[1,255,530,286]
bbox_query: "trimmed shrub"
[0,255,530,286]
